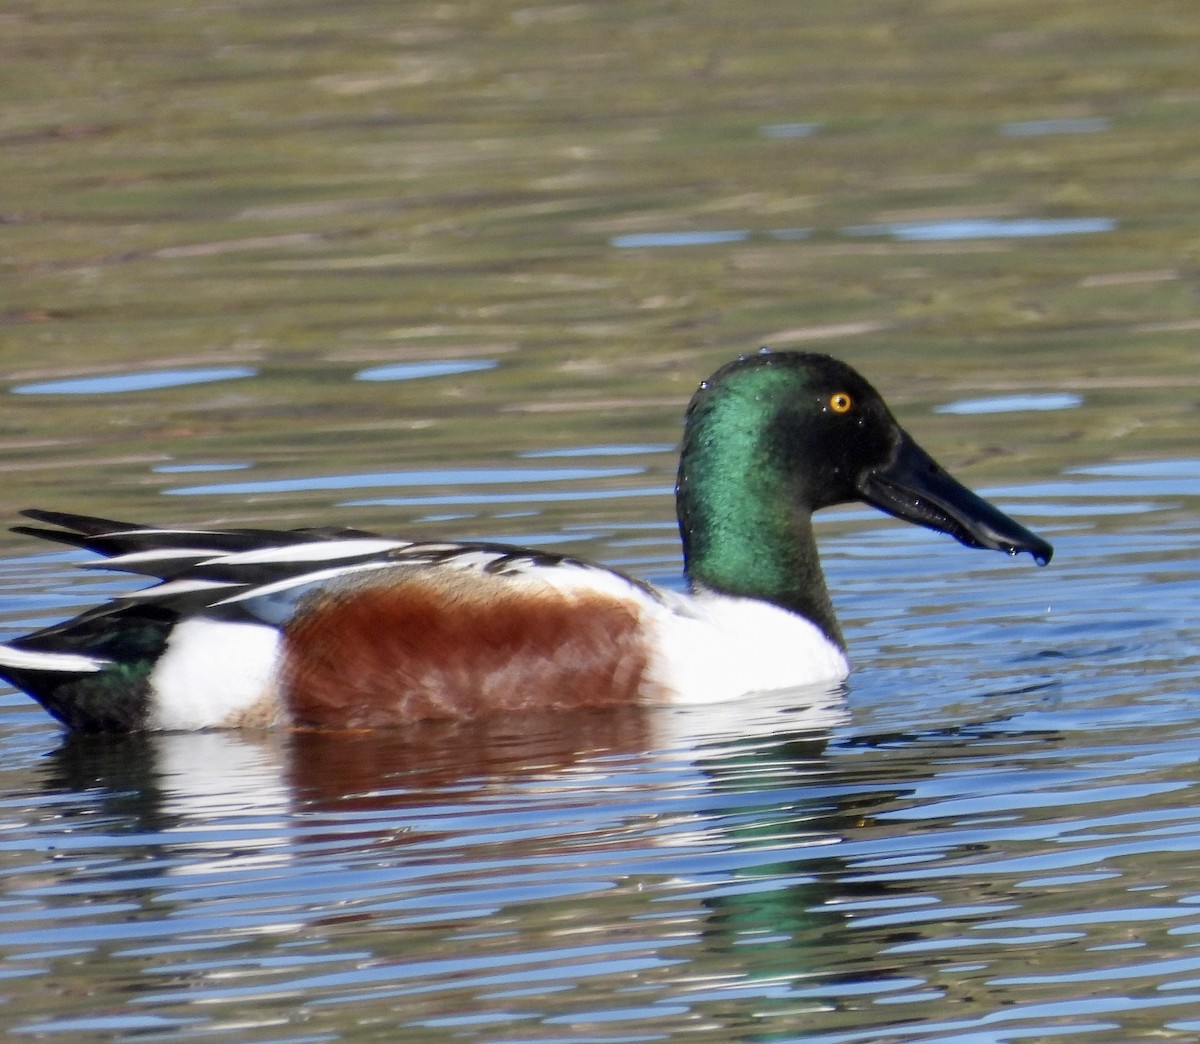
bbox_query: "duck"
[0,350,1052,733]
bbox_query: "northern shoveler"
[0,350,1052,732]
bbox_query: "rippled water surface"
[4,1,1200,1041]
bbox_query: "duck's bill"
[857,431,1053,566]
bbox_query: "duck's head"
[676,350,1052,637]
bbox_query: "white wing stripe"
[213,560,401,606]
[200,539,406,567]
[0,644,109,673]
[120,578,242,601]
[95,548,218,566]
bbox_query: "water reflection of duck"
[0,350,1051,732]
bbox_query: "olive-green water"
[3,1,1200,1040]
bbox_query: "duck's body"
[0,515,846,731]
[0,351,1051,732]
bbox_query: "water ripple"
[10,367,257,396]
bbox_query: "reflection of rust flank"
[284,705,653,815]
[280,572,655,727]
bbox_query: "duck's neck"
[675,406,844,650]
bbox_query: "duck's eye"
[828,392,853,414]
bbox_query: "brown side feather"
[279,570,656,728]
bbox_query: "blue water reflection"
[971,462,1200,505]
[11,367,257,396]
[612,219,1114,248]
[164,466,644,496]
[936,393,1083,415]
[354,360,498,382]
[760,122,820,138]
[520,444,675,458]
[344,485,672,509]
[1001,117,1110,136]
[152,462,253,474]
[611,231,751,248]
[844,218,1116,241]
[1069,460,1200,479]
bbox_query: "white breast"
[644,589,849,704]
[147,618,285,730]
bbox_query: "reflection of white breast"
[152,731,294,876]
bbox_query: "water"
[4,0,1200,1040]
[3,509,1200,1042]
[11,368,260,396]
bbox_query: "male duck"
[0,350,1051,732]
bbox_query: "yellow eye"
[829,392,853,414]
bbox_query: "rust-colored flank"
[279,569,655,728]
